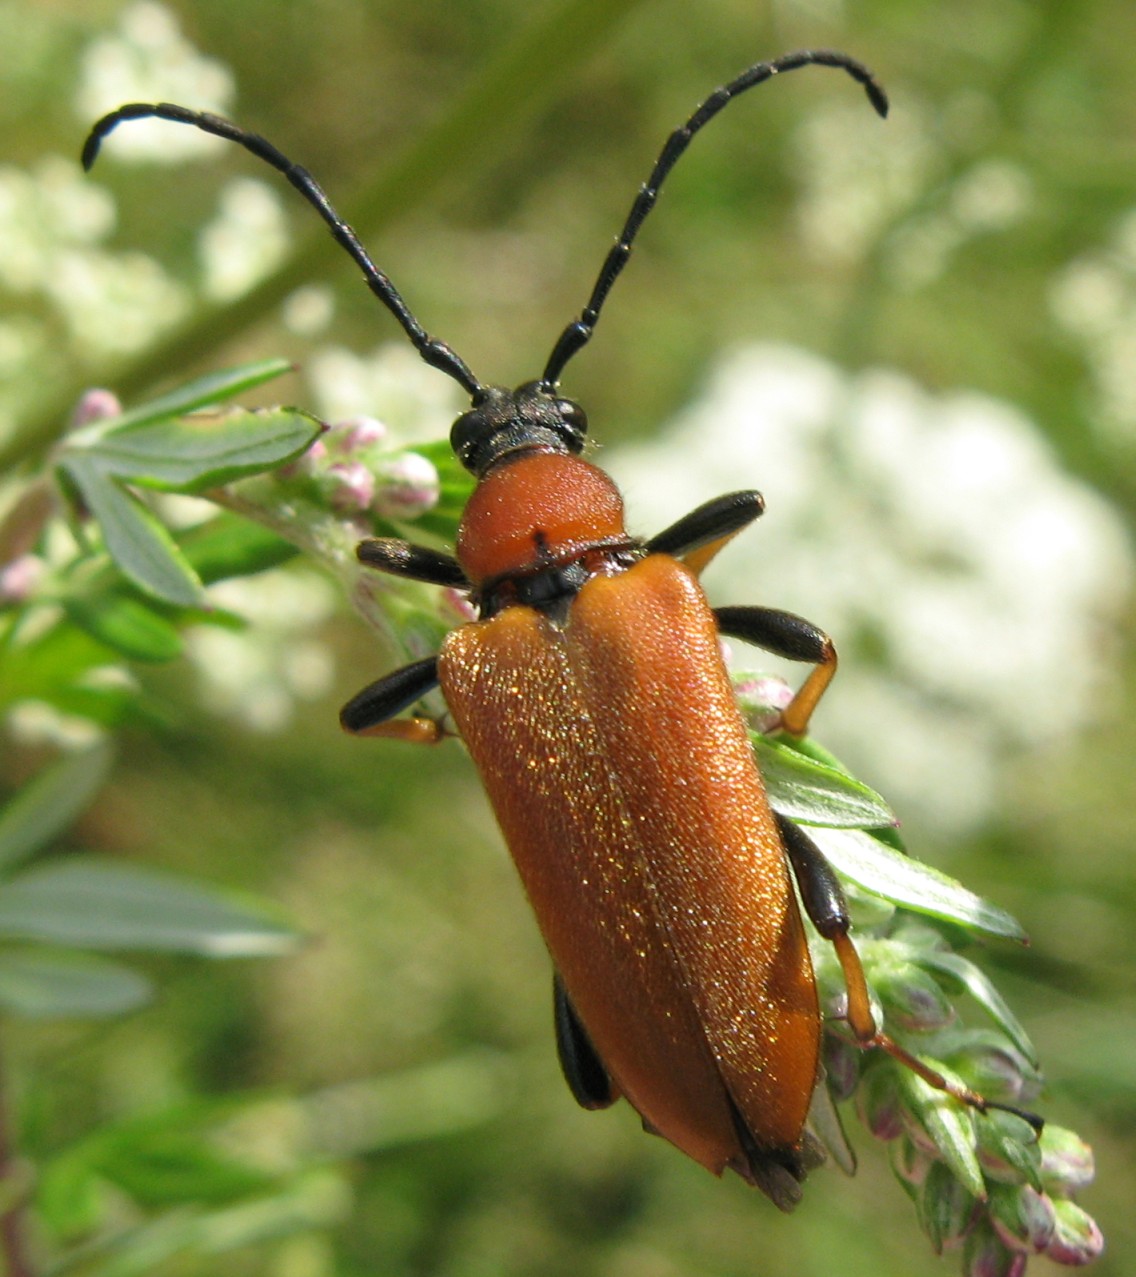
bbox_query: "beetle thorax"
[455,451,631,589]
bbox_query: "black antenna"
[81,103,486,399]
[540,49,888,389]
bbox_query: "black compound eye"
[556,399,588,440]
[556,399,586,426]
[449,408,483,468]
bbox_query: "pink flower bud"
[733,674,794,732]
[372,452,439,520]
[324,461,375,513]
[989,1183,1056,1254]
[70,388,122,428]
[1045,1199,1104,1266]
[1040,1126,1095,1195]
[0,554,44,603]
[326,415,388,454]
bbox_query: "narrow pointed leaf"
[915,950,1038,1065]
[810,827,1026,941]
[69,359,296,442]
[0,622,133,721]
[180,513,297,583]
[38,1152,105,1241]
[897,1067,986,1200]
[0,857,298,956]
[85,406,321,491]
[95,1131,277,1207]
[60,458,201,606]
[64,590,183,663]
[0,949,152,1018]
[0,744,113,873]
[977,1112,1044,1191]
[755,736,895,828]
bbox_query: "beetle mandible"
[84,49,1031,1210]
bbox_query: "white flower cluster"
[0,2,280,439]
[1050,207,1136,443]
[305,344,466,441]
[74,1,234,163]
[188,570,339,734]
[609,343,1132,833]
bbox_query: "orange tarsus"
[356,716,449,745]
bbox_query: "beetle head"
[451,382,588,478]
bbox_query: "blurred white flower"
[887,159,1033,290]
[306,344,464,441]
[283,285,336,336]
[6,695,116,750]
[45,248,190,355]
[187,569,338,732]
[74,1,234,163]
[773,0,846,22]
[794,95,934,265]
[0,158,116,292]
[950,159,1033,233]
[794,79,1031,291]
[608,343,1131,833]
[0,156,188,357]
[0,319,46,384]
[1050,206,1136,442]
[199,178,289,301]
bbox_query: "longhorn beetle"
[84,49,1039,1210]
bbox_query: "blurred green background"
[2,0,1134,1274]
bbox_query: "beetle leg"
[775,814,1044,1132]
[340,655,446,743]
[553,973,617,1110]
[714,606,837,737]
[646,490,764,574]
[357,538,470,588]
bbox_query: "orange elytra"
[84,49,1031,1210]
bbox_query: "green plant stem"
[4,0,648,478]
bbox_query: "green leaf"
[96,1130,276,1208]
[197,1169,350,1251]
[0,949,152,1018]
[0,615,119,716]
[756,736,895,828]
[37,1151,105,1242]
[69,359,297,442]
[0,857,299,956]
[897,1066,986,1200]
[916,1159,979,1253]
[60,458,202,606]
[63,590,183,663]
[0,744,113,873]
[180,512,298,583]
[39,679,145,729]
[810,827,1026,941]
[84,406,321,491]
[914,951,1038,1065]
[75,1169,348,1274]
[977,1111,1044,1191]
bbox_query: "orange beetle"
[84,50,1019,1210]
